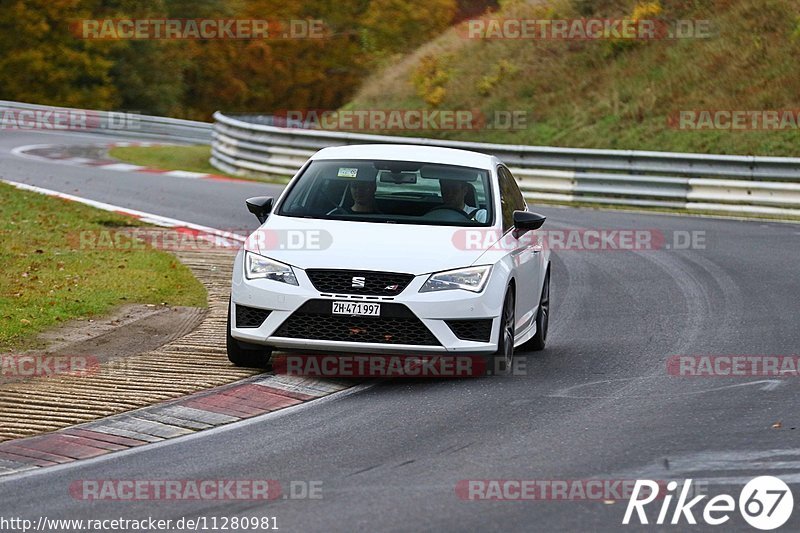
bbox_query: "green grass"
[0,182,207,352]
[109,145,226,176]
[108,145,291,184]
[345,0,800,157]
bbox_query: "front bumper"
[230,251,506,354]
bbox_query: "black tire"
[485,288,515,376]
[521,269,550,352]
[226,300,273,368]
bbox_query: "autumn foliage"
[0,0,494,119]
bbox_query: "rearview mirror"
[246,196,274,224]
[379,171,417,184]
[513,211,546,233]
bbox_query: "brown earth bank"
[0,249,263,443]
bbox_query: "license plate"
[332,301,381,316]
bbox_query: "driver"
[327,177,381,215]
[439,179,487,222]
[349,179,379,213]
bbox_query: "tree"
[360,0,457,57]
[0,0,118,107]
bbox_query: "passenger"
[439,179,487,222]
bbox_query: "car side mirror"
[513,211,546,234]
[246,196,274,224]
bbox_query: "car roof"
[310,144,496,170]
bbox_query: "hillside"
[344,0,800,156]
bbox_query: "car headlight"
[244,251,298,285]
[419,265,492,293]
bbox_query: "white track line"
[10,142,219,179]
[164,170,210,179]
[0,179,374,481]
[9,143,59,159]
[2,179,245,243]
[99,162,147,172]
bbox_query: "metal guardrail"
[0,100,212,144]
[212,112,800,218]
[4,100,796,218]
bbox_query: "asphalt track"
[1,130,800,531]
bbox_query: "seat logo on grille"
[351,276,366,288]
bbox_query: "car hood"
[245,215,490,275]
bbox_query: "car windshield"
[277,159,493,226]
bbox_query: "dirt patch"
[23,144,111,162]
[2,305,205,386]
[38,304,205,363]
[0,249,263,443]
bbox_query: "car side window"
[497,166,526,231]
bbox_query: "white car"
[228,144,550,375]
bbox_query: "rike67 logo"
[624,477,794,530]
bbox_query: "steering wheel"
[327,206,351,216]
[425,206,472,220]
[468,208,488,221]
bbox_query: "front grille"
[305,269,414,296]
[274,300,439,345]
[445,319,493,342]
[235,304,271,328]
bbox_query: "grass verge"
[108,144,226,176]
[346,0,800,157]
[0,182,207,352]
[108,145,291,184]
